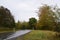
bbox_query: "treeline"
[0,5,60,32]
[16,17,37,30]
[16,5,60,32]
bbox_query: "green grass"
[17,30,60,40]
[0,28,15,33]
[0,27,20,33]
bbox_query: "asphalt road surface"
[3,30,31,40]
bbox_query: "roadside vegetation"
[17,30,60,40]
[0,6,15,33]
[0,27,15,33]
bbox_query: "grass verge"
[17,30,60,40]
[0,28,15,33]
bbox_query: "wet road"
[0,32,14,40]
[4,30,31,40]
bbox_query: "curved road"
[4,30,31,40]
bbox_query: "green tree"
[16,21,22,29]
[54,6,60,32]
[21,21,29,29]
[0,6,15,28]
[16,21,30,29]
[29,17,37,29]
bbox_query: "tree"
[54,6,60,32]
[21,21,29,29]
[37,5,57,30]
[16,21,22,29]
[29,17,37,29]
[16,21,30,29]
[0,6,15,28]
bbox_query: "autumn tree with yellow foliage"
[37,5,58,31]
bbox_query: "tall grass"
[17,30,60,40]
[0,27,14,33]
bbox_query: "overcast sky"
[0,0,60,22]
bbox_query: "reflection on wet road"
[4,30,31,40]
